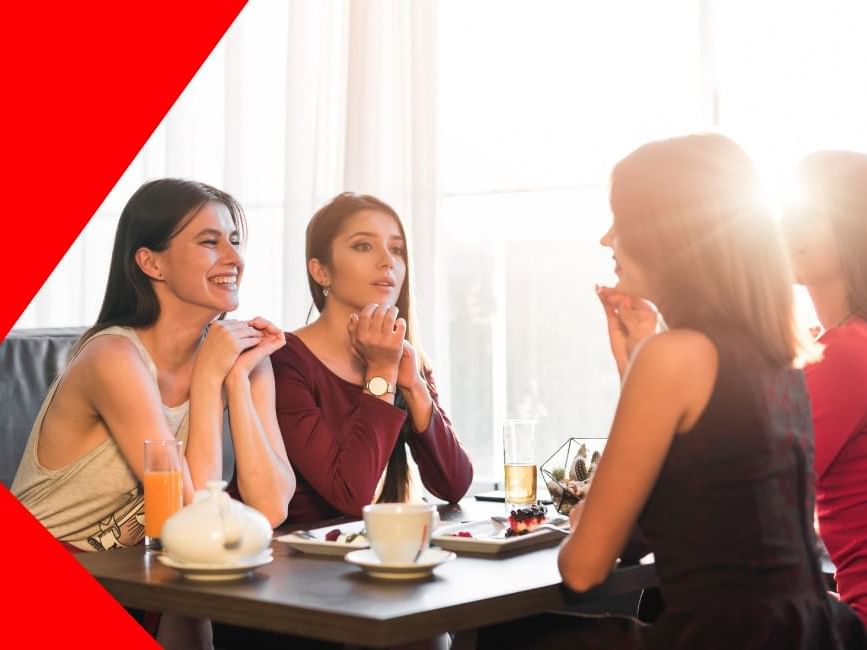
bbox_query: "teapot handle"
[206,480,243,549]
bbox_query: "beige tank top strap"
[95,326,159,379]
[28,326,156,437]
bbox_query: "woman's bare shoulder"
[630,329,719,433]
[634,329,718,372]
[74,332,142,361]
[69,333,151,385]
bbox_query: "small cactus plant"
[574,459,589,481]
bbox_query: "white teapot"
[161,480,272,565]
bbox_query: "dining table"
[76,499,658,648]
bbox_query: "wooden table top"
[77,501,657,647]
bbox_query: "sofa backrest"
[1,328,83,487]
[1,328,235,488]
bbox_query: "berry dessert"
[505,503,548,537]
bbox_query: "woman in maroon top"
[272,192,473,525]
[783,151,867,625]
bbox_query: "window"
[16,0,867,489]
[438,1,705,481]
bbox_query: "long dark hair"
[306,192,423,503]
[796,150,867,322]
[76,178,245,352]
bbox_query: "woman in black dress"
[481,134,865,649]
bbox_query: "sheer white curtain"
[19,0,867,483]
[15,0,445,365]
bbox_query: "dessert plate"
[345,548,456,580]
[432,516,569,556]
[157,550,273,581]
[275,521,368,557]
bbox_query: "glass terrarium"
[539,437,606,514]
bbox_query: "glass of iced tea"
[143,439,184,550]
[503,419,537,507]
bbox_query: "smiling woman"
[11,178,296,648]
[135,205,243,316]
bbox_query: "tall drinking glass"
[503,420,537,507]
[143,439,184,550]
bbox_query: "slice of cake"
[505,503,548,537]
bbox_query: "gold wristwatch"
[364,376,396,397]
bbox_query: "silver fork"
[532,523,571,535]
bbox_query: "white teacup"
[363,503,436,564]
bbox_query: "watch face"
[367,376,389,396]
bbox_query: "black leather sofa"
[0,328,234,488]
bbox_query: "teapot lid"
[207,479,229,495]
[191,479,230,504]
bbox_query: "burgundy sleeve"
[804,329,867,480]
[406,368,474,503]
[273,351,408,517]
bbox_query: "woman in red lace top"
[783,151,867,625]
[272,193,473,525]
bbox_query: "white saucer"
[157,550,273,581]
[344,548,456,580]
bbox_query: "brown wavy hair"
[306,192,424,503]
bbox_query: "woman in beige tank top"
[13,178,296,649]
[13,178,294,547]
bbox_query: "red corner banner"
[0,486,159,647]
[1,1,247,341]
[0,1,246,645]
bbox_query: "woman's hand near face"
[396,339,436,430]
[347,303,405,376]
[193,319,264,383]
[227,317,286,381]
[596,285,658,378]
[397,340,423,391]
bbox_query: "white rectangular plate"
[432,517,569,555]
[275,520,368,557]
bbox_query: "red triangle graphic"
[1,1,247,340]
[0,1,246,644]
[0,485,159,647]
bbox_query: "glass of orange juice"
[143,439,184,551]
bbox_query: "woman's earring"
[322,286,330,297]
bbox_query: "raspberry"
[324,528,341,542]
